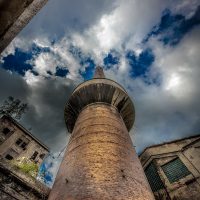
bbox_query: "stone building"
[0,0,48,53]
[0,115,50,199]
[0,115,49,164]
[48,67,154,200]
[139,134,200,200]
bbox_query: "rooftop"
[139,134,200,156]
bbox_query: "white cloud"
[131,26,200,152]
[24,70,41,86]
[69,0,171,58]
[165,73,181,91]
[150,26,200,100]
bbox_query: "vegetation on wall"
[12,157,39,178]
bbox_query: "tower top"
[93,66,105,78]
[65,66,135,133]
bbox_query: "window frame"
[31,151,38,160]
[1,127,14,142]
[161,157,191,184]
[15,136,30,150]
[2,127,11,135]
[144,160,165,192]
[4,148,19,160]
[16,138,23,146]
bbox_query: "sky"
[0,0,200,186]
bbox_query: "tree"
[0,96,28,120]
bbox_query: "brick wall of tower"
[48,103,154,200]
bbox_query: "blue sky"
[0,0,200,186]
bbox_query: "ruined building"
[140,134,200,200]
[0,0,48,53]
[48,67,154,200]
[0,115,50,199]
[0,115,49,163]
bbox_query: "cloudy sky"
[0,0,200,186]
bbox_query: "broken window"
[39,153,45,159]
[2,127,10,135]
[161,157,191,183]
[31,151,38,160]
[5,154,13,160]
[15,136,29,150]
[4,149,18,160]
[16,138,23,145]
[0,127,13,144]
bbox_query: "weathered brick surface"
[49,103,154,200]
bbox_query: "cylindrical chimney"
[48,67,154,200]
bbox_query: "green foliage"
[12,157,39,178]
[0,96,28,120]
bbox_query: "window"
[4,149,18,160]
[162,157,191,183]
[2,128,10,135]
[5,154,13,160]
[21,142,28,149]
[15,136,29,150]
[31,151,38,160]
[145,161,165,192]
[39,153,45,159]
[16,138,23,145]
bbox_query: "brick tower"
[48,67,154,200]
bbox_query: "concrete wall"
[0,116,48,166]
[140,135,200,200]
[0,0,48,53]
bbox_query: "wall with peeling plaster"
[140,135,200,200]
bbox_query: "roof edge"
[139,134,200,157]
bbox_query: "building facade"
[0,115,49,164]
[0,115,50,199]
[0,0,48,53]
[48,67,154,200]
[140,135,200,200]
